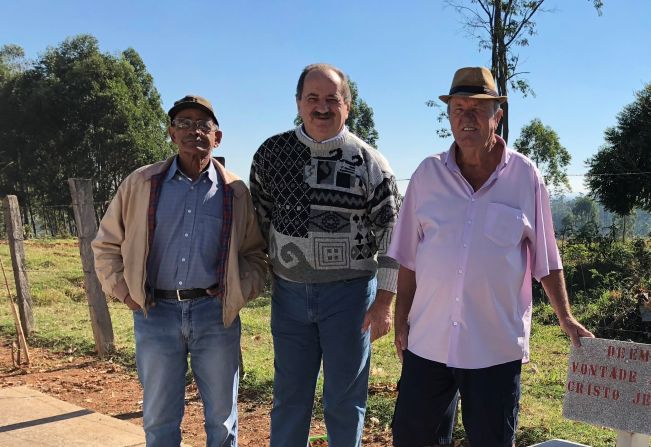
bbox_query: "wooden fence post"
[2,195,35,336]
[68,179,114,357]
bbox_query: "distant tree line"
[551,195,651,244]
[0,34,173,237]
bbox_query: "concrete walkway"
[0,386,146,446]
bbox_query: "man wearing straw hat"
[388,67,594,447]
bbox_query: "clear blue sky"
[2,0,650,194]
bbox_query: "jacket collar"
[140,156,247,198]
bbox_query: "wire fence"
[0,202,109,240]
[0,239,651,340]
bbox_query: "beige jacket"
[91,157,267,327]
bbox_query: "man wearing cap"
[249,63,400,447]
[389,67,593,447]
[92,95,266,446]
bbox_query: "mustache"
[311,111,332,119]
[182,136,208,144]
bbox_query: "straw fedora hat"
[439,67,507,104]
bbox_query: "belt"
[153,288,211,301]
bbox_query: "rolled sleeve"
[387,171,422,271]
[531,179,562,281]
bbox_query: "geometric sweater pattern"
[250,126,400,292]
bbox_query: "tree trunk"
[491,1,510,142]
[501,101,509,143]
[622,217,626,243]
[491,2,500,76]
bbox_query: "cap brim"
[439,93,507,104]
[168,103,219,126]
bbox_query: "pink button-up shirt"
[388,137,561,369]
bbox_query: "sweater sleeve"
[366,150,400,293]
[249,143,273,246]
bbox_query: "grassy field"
[0,239,619,446]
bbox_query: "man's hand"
[124,294,142,311]
[394,318,409,363]
[559,315,594,348]
[540,270,595,348]
[362,289,394,343]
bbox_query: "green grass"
[0,239,620,446]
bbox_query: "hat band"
[449,85,499,97]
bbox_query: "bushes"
[535,237,651,343]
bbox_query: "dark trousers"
[392,350,521,447]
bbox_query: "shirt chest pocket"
[197,214,224,250]
[484,203,526,247]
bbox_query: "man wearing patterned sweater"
[250,63,400,447]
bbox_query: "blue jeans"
[133,297,240,447]
[270,275,377,447]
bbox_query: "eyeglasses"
[172,118,216,133]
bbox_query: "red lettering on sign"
[587,383,600,397]
[608,345,648,362]
[572,362,639,383]
[566,380,625,402]
[632,392,650,405]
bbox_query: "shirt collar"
[300,124,347,143]
[165,156,218,185]
[205,159,218,184]
[164,157,181,182]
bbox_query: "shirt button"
[187,209,192,213]
[471,198,475,202]
[455,297,460,302]
[467,219,472,224]
[457,269,462,274]
[181,258,186,262]
[178,281,183,286]
[463,243,468,248]
[453,321,458,326]
[184,233,189,237]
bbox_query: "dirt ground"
[0,338,394,446]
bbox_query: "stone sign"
[563,337,650,435]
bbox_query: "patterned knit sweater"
[250,127,399,293]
